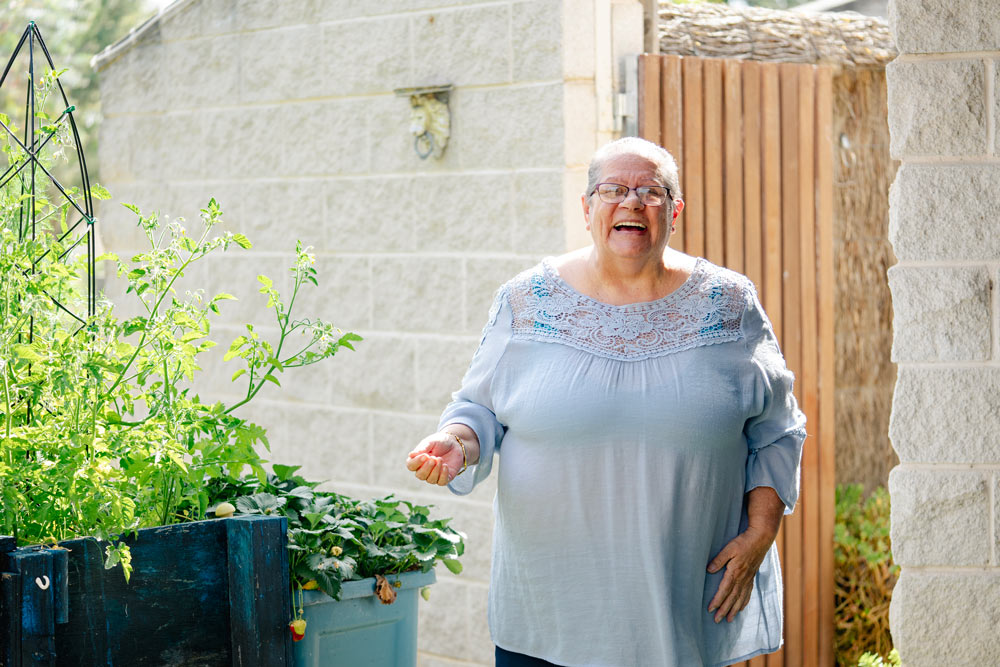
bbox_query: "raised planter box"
[0,516,291,667]
[293,569,436,667]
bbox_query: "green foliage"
[858,649,900,667]
[205,467,465,601]
[835,484,898,666]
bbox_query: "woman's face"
[581,153,682,263]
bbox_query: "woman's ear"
[672,198,685,219]
[581,193,592,229]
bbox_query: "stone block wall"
[93,1,640,664]
[886,0,1000,663]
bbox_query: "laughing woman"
[406,137,805,667]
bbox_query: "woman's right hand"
[406,430,472,486]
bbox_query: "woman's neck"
[555,247,695,306]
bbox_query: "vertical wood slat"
[723,59,744,274]
[797,65,821,667]
[661,56,684,252]
[816,64,837,667]
[682,57,704,258]
[638,55,662,145]
[639,54,836,667]
[703,59,724,265]
[742,61,762,292]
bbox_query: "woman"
[406,137,805,667]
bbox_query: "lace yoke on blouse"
[492,257,751,362]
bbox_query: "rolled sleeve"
[741,285,807,514]
[439,289,511,496]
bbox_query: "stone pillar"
[886,1,1000,664]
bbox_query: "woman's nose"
[619,189,643,208]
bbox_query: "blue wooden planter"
[0,516,292,667]
[293,569,436,667]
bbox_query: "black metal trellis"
[0,21,97,332]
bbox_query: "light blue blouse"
[440,257,806,667]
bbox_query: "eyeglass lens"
[594,183,669,206]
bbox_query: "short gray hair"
[585,137,682,202]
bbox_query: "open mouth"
[613,222,647,232]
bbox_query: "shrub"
[834,484,898,666]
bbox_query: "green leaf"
[442,558,463,575]
[272,464,302,481]
[232,233,252,249]
[122,202,141,215]
[231,368,246,382]
[91,184,112,200]
[235,493,286,516]
[257,274,273,289]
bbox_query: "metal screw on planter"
[0,21,98,425]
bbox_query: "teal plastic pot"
[292,569,436,667]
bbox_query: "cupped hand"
[406,432,466,486]
[705,526,774,623]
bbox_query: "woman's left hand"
[706,486,785,623]
[705,526,774,623]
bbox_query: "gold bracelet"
[445,431,468,475]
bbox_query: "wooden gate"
[637,54,835,667]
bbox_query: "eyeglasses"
[590,183,671,207]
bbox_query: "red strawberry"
[290,618,306,642]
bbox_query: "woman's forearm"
[745,486,784,543]
[441,423,481,466]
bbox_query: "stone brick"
[159,0,238,41]
[367,94,463,173]
[330,334,416,411]
[890,570,1000,666]
[321,18,411,96]
[157,112,206,181]
[371,412,441,496]
[238,27,323,104]
[415,337,480,412]
[563,81,598,168]
[167,181,244,229]
[413,174,515,253]
[96,117,134,183]
[417,578,476,660]
[514,170,566,256]
[161,35,240,110]
[411,6,510,88]
[372,257,464,332]
[466,581,493,665]
[124,43,168,114]
[95,183,165,253]
[314,0,498,22]
[888,0,1000,54]
[267,407,371,484]
[465,257,539,334]
[293,254,372,332]
[888,163,1000,261]
[323,177,416,253]
[887,265,991,362]
[889,367,1000,463]
[888,467,990,566]
[457,84,564,169]
[229,180,317,253]
[207,105,287,180]
[887,59,986,158]
[512,0,562,82]
[995,473,1000,565]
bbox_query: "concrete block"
[238,27,323,104]
[411,6,510,88]
[292,254,372,332]
[465,257,539,334]
[161,36,240,110]
[209,105,287,180]
[564,80,598,168]
[888,467,990,566]
[512,0,562,82]
[235,0,319,31]
[887,59,986,158]
[413,174,515,253]
[330,334,416,411]
[202,253,293,327]
[95,183,163,254]
[888,0,1000,54]
[889,569,1000,666]
[415,337,480,412]
[562,0,595,79]
[887,265,991,362]
[285,100,371,177]
[367,94,463,173]
[157,112,206,181]
[466,581,493,665]
[371,412,441,496]
[372,257,464,332]
[514,170,566,255]
[314,0,498,22]
[888,163,1000,261]
[128,43,168,114]
[159,0,238,41]
[321,18,410,96]
[417,577,475,659]
[457,84,564,169]
[323,177,416,253]
[889,367,1000,463]
[995,474,1000,565]
[166,181,244,230]
[237,179,322,254]
[270,407,371,484]
[96,117,134,182]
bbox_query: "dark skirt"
[495,645,561,666]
